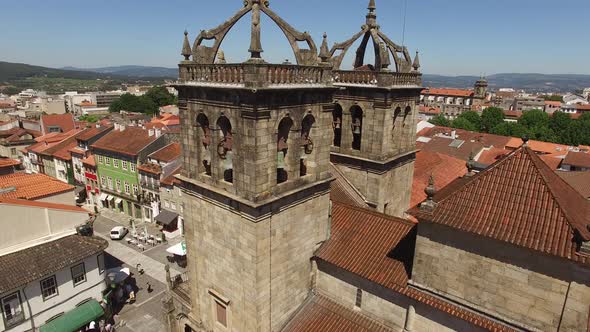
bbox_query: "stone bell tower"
[170,1,335,331]
[326,0,422,217]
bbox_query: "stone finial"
[216,50,227,64]
[412,51,421,71]
[181,30,192,61]
[379,42,390,70]
[319,33,330,63]
[366,0,377,26]
[420,175,438,212]
[248,2,264,59]
[522,135,529,147]
[368,0,377,12]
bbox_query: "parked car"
[110,226,129,240]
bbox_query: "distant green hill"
[0,61,110,82]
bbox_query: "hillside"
[62,65,177,78]
[0,61,109,82]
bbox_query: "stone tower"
[170,1,335,331]
[327,1,422,217]
[474,76,488,99]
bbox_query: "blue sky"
[1,0,589,75]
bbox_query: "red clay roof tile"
[0,173,74,200]
[149,143,181,162]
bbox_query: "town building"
[0,159,21,176]
[0,198,108,332]
[0,172,76,205]
[81,155,99,207]
[40,114,77,135]
[63,92,93,115]
[420,79,488,118]
[0,127,40,160]
[511,96,545,112]
[94,92,123,108]
[561,150,590,171]
[563,93,589,105]
[91,125,168,219]
[69,125,113,185]
[583,88,590,101]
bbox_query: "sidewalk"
[96,232,181,284]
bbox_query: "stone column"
[403,305,415,332]
[340,104,353,152]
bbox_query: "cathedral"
[163,1,590,331]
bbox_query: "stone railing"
[333,70,422,88]
[169,271,191,304]
[178,63,328,88]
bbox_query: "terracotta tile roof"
[503,110,522,118]
[41,114,75,135]
[563,151,590,168]
[283,294,393,332]
[91,127,159,157]
[149,143,181,162]
[329,164,369,208]
[420,126,511,149]
[418,105,441,115]
[411,151,467,208]
[0,235,107,294]
[419,136,483,161]
[539,153,564,170]
[0,173,74,200]
[505,137,568,154]
[0,158,21,168]
[138,162,162,175]
[317,203,416,289]
[409,147,590,265]
[545,101,562,107]
[82,154,96,167]
[76,125,112,141]
[422,88,474,98]
[557,171,590,199]
[577,104,590,111]
[317,203,517,331]
[477,147,509,166]
[0,198,86,212]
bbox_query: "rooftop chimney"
[120,124,125,132]
[155,128,162,138]
[148,129,155,137]
[114,123,120,131]
[451,130,457,140]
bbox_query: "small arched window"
[332,104,343,147]
[197,114,212,175]
[393,107,402,131]
[403,106,412,127]
[216,115,233,183]
[350,106,363,151]
[277,117,293,184]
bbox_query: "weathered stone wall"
[316,265,488,332]
[412,223,590,331]
[183,189,330,332]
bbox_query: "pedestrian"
[147,282,153,293]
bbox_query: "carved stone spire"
[366,0,377,27]
[420,175,438,212]
[466,151,476,176]
[216,50,227,64]
[319,33,330,63]
[412,51,420,71]
[181,30,192,62]
[379,42,390,70]
[248,2,264,60]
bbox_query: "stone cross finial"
[522,135,529,147]
[366,0,377,26]
[368,0,376,12]
[319,33,330,63]
[412,51,421,71]
[249,2,264,59]
[181,30,192,61]
[466,151,475,176]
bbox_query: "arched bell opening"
[350,106,363,151]
[332,104,343,147]
[277,116,293,184]
[216,115,233,183]
[403,106,412,127]
[300,114,315,177]
[393,107,402,131]
[197,113,212,176]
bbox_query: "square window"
[71,263,86,286]
[355,288,362,307]
[124,182,131,195]
[113,159,119,168]
[1,292,23,327]
[97,254,105,275]
[105,157,110,166]
[122,160,128,170]
[133,184,139,195]
[130,163,136,173]
[215,301,227,327]
[40,276,58,300]
[98,155,103,164]
[171,202,176,210]
[116,179,122,192]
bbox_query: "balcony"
[177,63,330,89]
[333,70,422,88]
[140,180,159,192]
[170,272,191,306]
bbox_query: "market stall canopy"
[166,241,186,256]
[155,209,178,226]
[105,267,130,285]
[40,299,104,332]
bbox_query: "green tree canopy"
[144,86,176,107]
[451,117,478,131]
[519,109,550,129]
[429,114,450,127]
[540,95,563,102]
[0,86,20,96]
[457,111,482,130]
[78,114,100,123]
[481,107,505,132]
[490,122,529,138]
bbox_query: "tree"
[481,107,505,132]
[541,95,563,102]
[451,117,478,131]
[0,86,20,96]
[78,114,100,123]
[519,109,549,129]
[457,111,482,130]
[490,122,529,138]
[549,111,572,143]
[144,86,176,107]
[429,114,450,127]
[109,93,158,115]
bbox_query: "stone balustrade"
[333,70,422,88]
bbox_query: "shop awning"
[40,299,104,332]
[155,209,178,226]
[114,198,123,205]
[106,195,114,201]
[74,186,86,195]
[99,193,108,201]
[166,241,187,256]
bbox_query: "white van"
[110,226,129,240]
